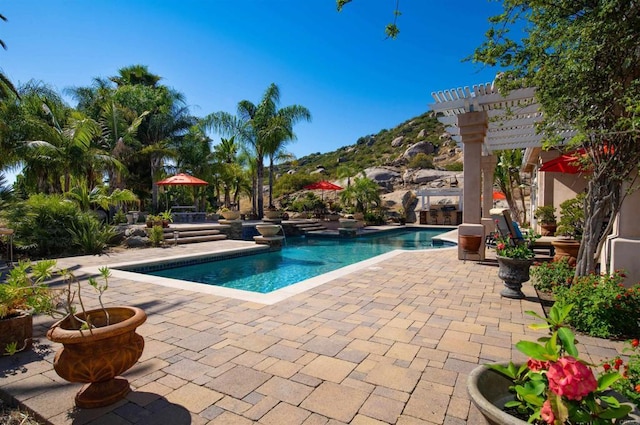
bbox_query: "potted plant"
[218,206,240,220]
[264,205,282,220]
[468,303,637,425]
[0,260,57,355]
[46,265,146,409]
[145,214,159,228]
[552,193,584,265]
[493,229,540,299]
[534,205,557,236]
[159,210,173,228]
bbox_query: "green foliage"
[339,173,381,214]
[68,213,116,255]
[0,260,57,319]
[407,153,433,169]
[494,229,540,260]
[554,270,640,338]
[364,211,386,225]
[601,339,640,405]
[112,209,127,224]
[444,162,463,172]
[556,193,585,240]
[147,225,164,247]
[2,194,82,257]
[491,304,632,424]
[533,205,557,224]
[290,192,325,213]
[273,173,318,198]
[530,258,575,293]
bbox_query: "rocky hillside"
[278,112,464,193]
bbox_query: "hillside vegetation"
[277,112,461,179]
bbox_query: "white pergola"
[426,82,573,260]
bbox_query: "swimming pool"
[128,228,452,294]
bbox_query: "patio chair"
[488,208,554,255]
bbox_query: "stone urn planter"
[468,362,528,425]
[338,218,358,228]
[551,239,580,266]
[496,256,532,299]
[220,210,240,220]
[264,209,282,220]
[255,224,281,237]
[539,223,557,237]
[47,306,147,409]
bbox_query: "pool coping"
[89,228,458,305]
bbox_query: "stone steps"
[294,222,327,233]
[161,225,228,244]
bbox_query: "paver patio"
[0,238,625,424]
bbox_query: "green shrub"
[112,209,127,224]
[444,162,463,171]
[364,211,386,225]
[530,257,575,293]
[68,213,116,255]
[407,153,433,169]
[3,194,82,257]
[601,339,640,405]
[147,225,164,247]
[273,173,319,197]
[554,270,640,338]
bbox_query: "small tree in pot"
[534,205,557,236]
[46,266,146,409]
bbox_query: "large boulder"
[391,136,404,147]
[364,167,401,184]
[125,235,149,248]
[402,141,436,161]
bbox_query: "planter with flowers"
[468,303,639,425]
[494,229,540,299]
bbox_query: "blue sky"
[1,0,504,161]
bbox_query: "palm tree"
[0,13,19,101]
[204,83,310,217]
[339,173,381,214]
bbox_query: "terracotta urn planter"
[255,224,281,237]
[47,306,146,409]
[539,223,557,236]
[496,256,532,299]
[459,235,483,254]
[551,239,580,266]
[0,310,33,353]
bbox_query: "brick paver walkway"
[0,241,624,424]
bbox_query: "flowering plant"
[490,303,634,424]
[602,338,640,406]
[494,228,541,260]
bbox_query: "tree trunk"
[268,155,274,208]
[256,159,265,218]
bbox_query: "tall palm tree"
[0,13,19,101]
[204,83,310,217]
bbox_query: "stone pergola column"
[457,111,488,261]
[481,155,497,218]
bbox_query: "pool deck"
[0,232,625,424]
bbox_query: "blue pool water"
[141,228,451,293]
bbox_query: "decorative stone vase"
[220,210,240,220]
[496,256,532,299]
[0,310,33,353]
[459,235,483,254]
[338,218,358,229]
[468,362,528,425]
[551,239,580,266]
[255,224,281,237]
[264,209,282,220]
[47,306,146,409]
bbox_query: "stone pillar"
[458,111,487,225]
[481,155,497,218]
[457,111,488,261]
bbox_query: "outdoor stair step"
[174,234,227,244]
[163,229,222,238]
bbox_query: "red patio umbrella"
[539,150,590,174]
[156,173,209,186]
[303,180,343,200]
[156,173,208,211]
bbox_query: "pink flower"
[547,356,597,401]
[527,358,549,372]
[540,399,555,424]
